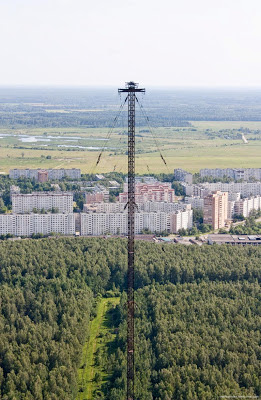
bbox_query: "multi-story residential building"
[80,206,193,236]
[38,170,48,183]
[81,212,125,236]
[185,196,204,209]
[203,191,228,230]
[9,169,38,180]
[85,192,107,204]
[140,202,190,213]
[9,168,81,181]
[174,168,193,184]
[85,185,110,203]
[228,192,241,201]
[182,183,209,198]
[233,196,261,218]
[119,182,175,204]
[123,176,158,192]
[12,192,73,214]
[170,209,193,233]
[227,201,235,220]
[83,201,191,214]
[84,202,126,213]
[0,213,75,236]
[48,169,81,180]
[200,168,261,181]
[184,182,261,198]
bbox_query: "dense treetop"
[0,238,260,399]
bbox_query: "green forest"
[0,238,260,399]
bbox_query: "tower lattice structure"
[118,82,145,400]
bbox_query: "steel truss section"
[118,82,145,400]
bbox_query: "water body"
[20,137,51,142]
[58,145,105,150]
[17,135,109,142]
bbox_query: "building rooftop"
[208,234,261,245]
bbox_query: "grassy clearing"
[76,297,120,400]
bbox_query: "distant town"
[0,166,261,245]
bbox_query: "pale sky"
[0,0,261,87]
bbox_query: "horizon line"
[1,84,261,90]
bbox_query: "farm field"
[0,121,261,174]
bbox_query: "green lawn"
[76,297,120,400]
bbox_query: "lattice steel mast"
[118,82,145,400]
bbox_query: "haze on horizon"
[0,0,261,88]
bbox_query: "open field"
[76,297,120,400]
[0,121,261,173]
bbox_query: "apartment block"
[83,201,190,214]
[228,192,241,201]
[233,196,261,218]
[119,182,175,203]
[123,176,158,191]
[185,196,204,209]
[170,209,193,233]
[83,202,126,213]
[203,191,228,230]
[200,168,261,181]
[12,192,73,213]
[38,170,48,183]
[140,201,190,213]
[0,213,75,236]
[174,168,193,184]
[9,168,81,181]
[85,192,107,204]
[184,182,261,198]
[80,212,168,236]
[80,208,192,236]
[227,201,235,220]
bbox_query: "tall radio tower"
[118,82,145,400]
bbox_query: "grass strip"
[76,297,120,400]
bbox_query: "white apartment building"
[12,192,73,214]
[228,192,241,201]
[84,202,126,213]
[184,182,261,198]
[80,209,193,235]
[174,169,193,184]
[10,169,38,180]
[233,196,261,218]
[200,168,261,181]
[0,214,75,236]
[83,201,190,214]
[9,168,81,181]
[81,212,167,236]
[170,209,193,233]
[185,196,204,209]
[227,201,235,220]
[48,169,81,180]
[140,202,190,213]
